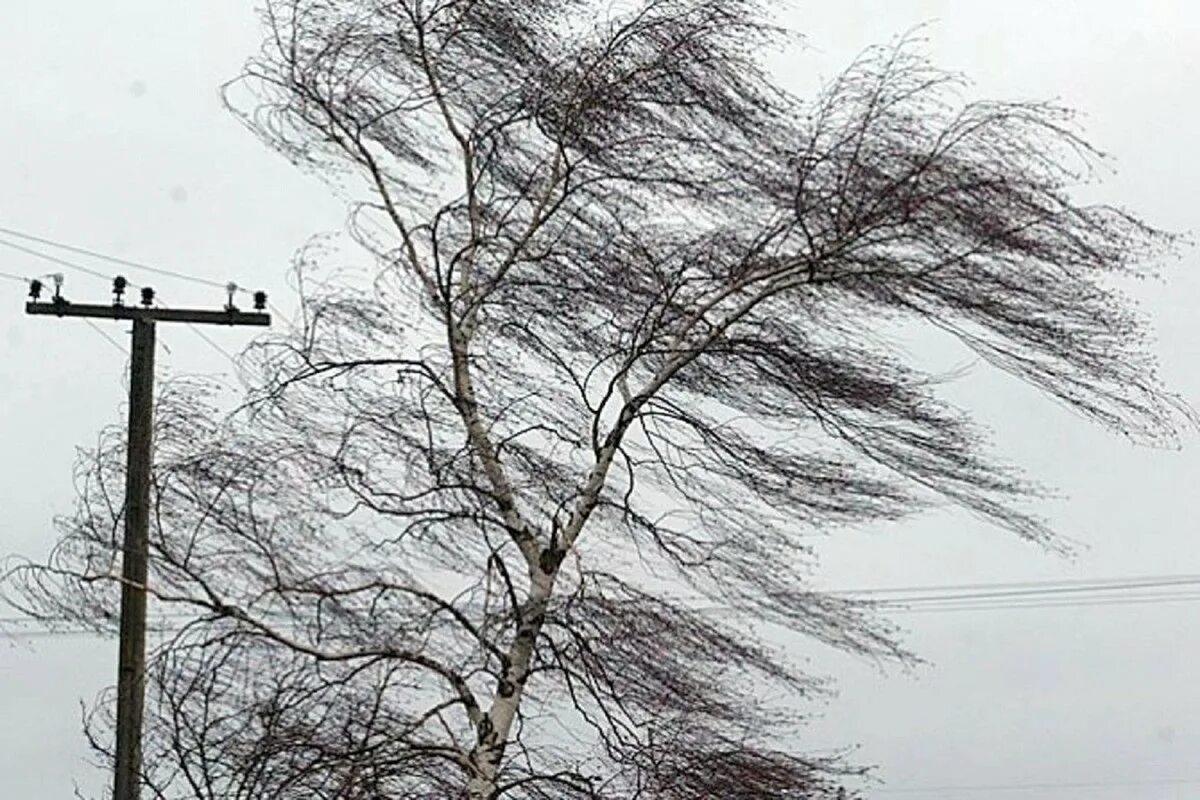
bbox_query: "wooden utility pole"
[113,314,154,800]
[25,276,269,800]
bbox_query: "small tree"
[8,1,1192,797]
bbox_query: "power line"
[874,775,1200,794]
[3,258,129,354]
[665,574,1200,616]
[691,592,1200,617]
[0,237,116,284]
[871,577,1200,607]
[152,292,242,369]
[832,572,1200,596]
[0,613,191,627]
[84,319,130,356]
[9,581,1200,639]
[187,324,240,366]
[0,224,232,291]
[0,268,37,285]
[859,576,1200,613]
[885,592,1200,614]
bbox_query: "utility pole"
[25,275,269,800]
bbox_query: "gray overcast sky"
[2,2,1198,798]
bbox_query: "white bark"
[465,568,556,798]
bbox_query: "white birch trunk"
[464,566,556,798]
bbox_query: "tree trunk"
[464,566,556,798]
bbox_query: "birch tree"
[8,1,1192,798]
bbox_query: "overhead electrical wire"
[2,243,138,354]
[0,612,192,627]
[0,236,115,283]
[664,574,1200,617]
[884,592,1200,614]
[83,318,129,356]
[7,572,1200,639]
[873,774,1200,794]
[831,572,1200,596]
[0,224,237,292]
[184,320,240,366]
[0,268,38,285]
[865,575,1200,613]
[152,289,243,369]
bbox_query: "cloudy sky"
[2,1,1198,798]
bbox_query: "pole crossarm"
[26,300,270,326]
